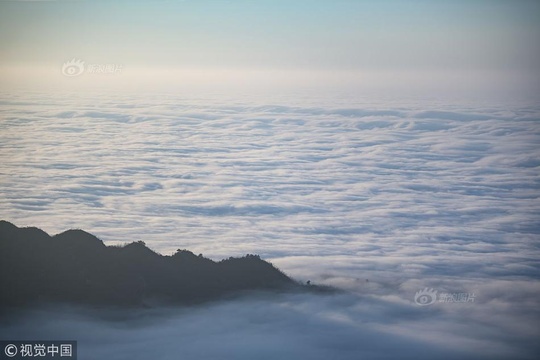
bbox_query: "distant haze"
[0,0,539,100]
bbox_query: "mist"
[2,286,538,360]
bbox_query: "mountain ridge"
[0,220,323,308]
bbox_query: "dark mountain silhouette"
[0,220,327,308]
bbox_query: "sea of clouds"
[1,92,539,358]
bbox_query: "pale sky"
[1,0,539,99]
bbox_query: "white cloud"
[0,92,539,357]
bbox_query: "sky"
[0,0,539,99]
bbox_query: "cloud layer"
[0,92,539,358]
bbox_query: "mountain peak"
[53,229,106,249]
[0,221,305,308]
